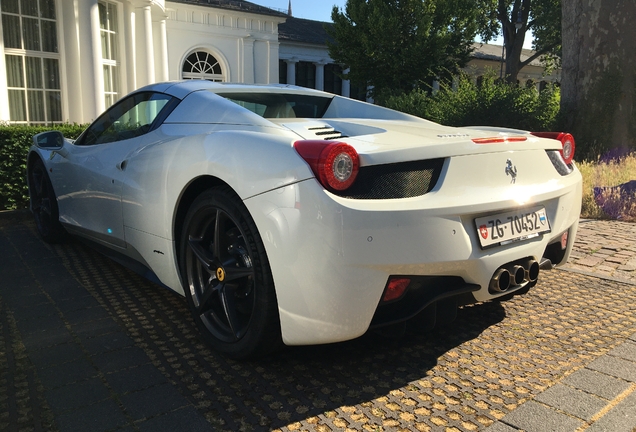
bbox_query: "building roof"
[279,17,334,45]
[471,42,543,67]
[169,0,287,18]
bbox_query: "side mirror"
[33,131,65,149]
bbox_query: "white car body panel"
[28,81,583,348]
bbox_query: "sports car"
[28,80,582,359]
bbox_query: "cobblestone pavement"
[563,219,636,284]
[1,212,635,432]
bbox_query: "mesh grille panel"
[336,158,445,200]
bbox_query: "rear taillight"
[530,132,576,165]
[294,140,360,191]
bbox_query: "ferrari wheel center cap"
[216,267,226,282]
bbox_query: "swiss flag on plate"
[479,225,489,239]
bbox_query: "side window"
[78,92,174,146]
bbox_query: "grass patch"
[578,153,636,221]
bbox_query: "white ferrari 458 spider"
[28,80,582,358]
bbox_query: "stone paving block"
[54,295,102,313]
[20,325,74,351]
[27,342,85,370]
[44,281,93,302]
[2,286,49,305]
[562,368,631,400]
[81,330,135,355]
[73,317,121,340]
[45,377,111,412]
[10,299,59,320]
[91,346,151,373]
[586,389,636,432]
[16,313,66,335]
[484,421,520,432]
[104,363,168,394]
[498,401,584,432]
[55,398,129,432]
[534,384,606,421]
[629,332,636,343]
[38,358,98,390]
[136,406,212,432]
[120,383,191,420]
[587,355,636,382]
[608,341,636,362]
[63,305,111,326]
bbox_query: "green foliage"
[327,0,494,99]
[480,0,562,82]
[0,124,86,211]
[382,73,560,131]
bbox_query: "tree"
[327,0,494,100]
[480,0,562,83]
[561,0,636,159]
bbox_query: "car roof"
[133,80,330,100]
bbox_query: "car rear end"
[244,118,581,346]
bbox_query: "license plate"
[474,206,551,248]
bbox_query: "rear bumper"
[245,155,582,346]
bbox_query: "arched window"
[182,51,225,82]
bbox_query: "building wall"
[0,0,286,124]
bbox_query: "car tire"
[179,186,282,359]
[28,158,67,243]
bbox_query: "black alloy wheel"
[180,187,281,359]
[28,159,66,243]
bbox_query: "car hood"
[274,118,563,166]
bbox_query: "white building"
[0,0,291,124]
[0,0,557,125]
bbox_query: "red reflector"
[472,136,527,144]
[561,231,568,250]
[383,278,410,302]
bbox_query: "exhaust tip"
[526,260,540,282]
[511,265,525,285]
[490,268,511,293]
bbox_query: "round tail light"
[294,140,360,191]
[530,132,576,165]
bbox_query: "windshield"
[219,93,332,119]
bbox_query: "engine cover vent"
[307,125,345,140]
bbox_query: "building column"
[342,68,351,97]
[143,5,155,85]
[285,59,297,85]
[124,2,137,92]
[158,18,169,81]
[89,0,105,116]
[314,62,325,91]
[242,37,255,83]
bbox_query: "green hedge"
[381,73,561,132]
[0,124,86,211]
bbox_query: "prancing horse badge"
[505,159,518,183]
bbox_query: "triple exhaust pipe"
[489,259,540,293]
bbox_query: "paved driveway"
[1,213,635,431]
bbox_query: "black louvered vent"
[334,158,445,200]
[307,125,344,140]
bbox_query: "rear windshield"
[219,93,332,119]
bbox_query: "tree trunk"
[561,0,636,159]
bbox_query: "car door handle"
[117,160,128,170]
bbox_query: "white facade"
[0,0,287,124]
[0,0,557,125]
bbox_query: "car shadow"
[9,220,508,431]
